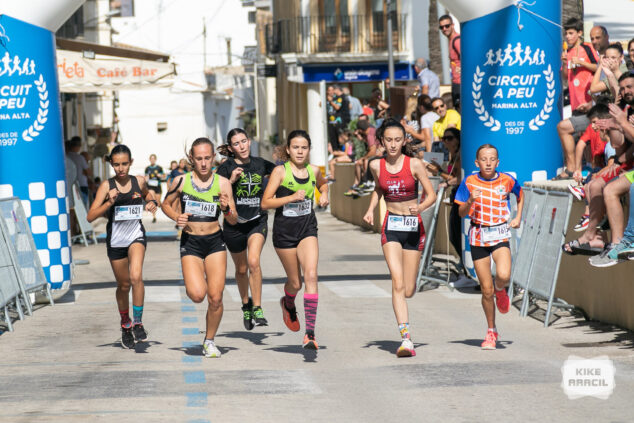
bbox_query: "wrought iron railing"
[266,13,407,55]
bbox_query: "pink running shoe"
[396,338,416,357]
[481,330,498,350]
[494,286,510,314]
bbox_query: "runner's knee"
[481,285,494,299]
[247,257,261,274]
[235,263,248,279]
[207,293,223,310]
[187,287,207,303]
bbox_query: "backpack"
[451,35,461,59]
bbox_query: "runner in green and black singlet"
[217,128,276,330]
[262,130,329,350]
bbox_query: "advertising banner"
[57,50,175,93]
[0,15,71,291]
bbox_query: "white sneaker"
[202,339,221,358]
[396,338,416,357]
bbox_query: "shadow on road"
[555,318,634,350]
[168,344,239,356]
[218,330,284,346]
[448,339,512,349]
[96,340,163,352]
[263,344,325,363]
[363,340,427,355]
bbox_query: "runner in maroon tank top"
[363,119,436,357]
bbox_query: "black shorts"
[381,212,426,251]
[470,241,510,261]
[223,214,268,253]
[107,236,147,260]
[148,185,162,195]
[272,216,318,249]
[451,83,461,109]
[180,231,226,259]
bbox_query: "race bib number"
[148,179,159,187]
[387,215,418,232]
[481,223,510,243]
[185,200,217,217]
[283,200,312,217]
[114,205,143,221]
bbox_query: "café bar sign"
[57,50,176,92]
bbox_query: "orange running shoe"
[481,330,498,350]
[396,338,416,357]
[494,286,510,314]
[280,297,300,332]
[302,332,318,350]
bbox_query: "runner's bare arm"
[161,175,184,222]
[86,180,114,222]
[218,176,238,225]
[312,164,329,208]
[261,165,304,209]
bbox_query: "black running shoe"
[121,327,135,349]
[252,306,268,326]
[133,324,148,341]
[242,299,254,331]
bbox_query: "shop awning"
[56,38,176,93]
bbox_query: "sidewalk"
[0,211,633,422]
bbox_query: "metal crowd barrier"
[508,188,574,327]
[0,197,54,331]
[416,177,455,291]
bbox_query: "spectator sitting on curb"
[590,43,628,103]
[328,129,355,182]
[344,119,380,197]
[566,103,614,232]
[562,99,634,256]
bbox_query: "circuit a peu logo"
[472,42,555,134]
[0,52,49,143]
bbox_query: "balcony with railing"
[266,13,407,56]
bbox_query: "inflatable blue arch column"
[0,14,73,292]
[440,0,562,275]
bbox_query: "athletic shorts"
[570,114,590,141]
[272,216,318,249]
[107,236,147,260]
[381,212,425,251]
[180,231,226,259]
[223,214,268,253]
[470,241,510,261]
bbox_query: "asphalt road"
[0,212,632,422]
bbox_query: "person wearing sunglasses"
[439,14,461,111]
[431,97,461,144]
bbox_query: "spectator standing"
[626,38,634,70]
[439,14,461,111]
[334,85,351,127]
[589,26,610,57]
[552,18,600,180]
[327,85,344,150]
[66,136,92,208]
[344,87,363,122]
[414,58,440,99]
[417,94,439,152]
[562,18,599,113]
[145,153,165,222]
